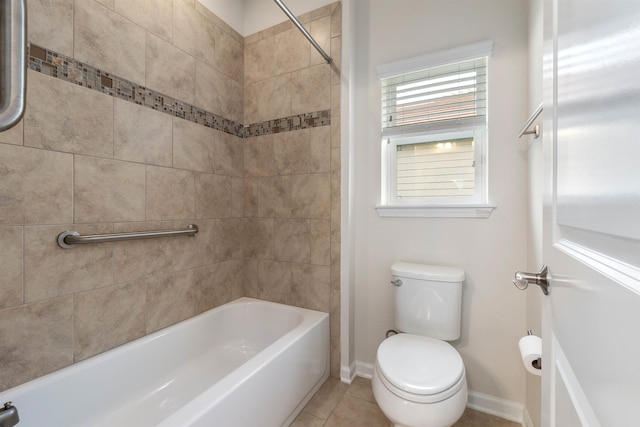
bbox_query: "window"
[376,41,495,218]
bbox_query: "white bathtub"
[0,297,330,427]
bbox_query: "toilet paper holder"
[513,265,549,295]
[526,330,542,370]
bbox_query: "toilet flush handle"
[390,279,402,287]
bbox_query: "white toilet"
[372,262,467,427]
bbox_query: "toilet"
[372,262,467,427]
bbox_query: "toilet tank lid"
[391,262,465,282]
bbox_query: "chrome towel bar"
[518,103,543,139]
[57,224,199,249]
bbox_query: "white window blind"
[381,57,487,138]
[396,137,475,199]
[377,41,493,214]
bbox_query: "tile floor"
[292,377,521,427]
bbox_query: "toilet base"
[372,363,467,427]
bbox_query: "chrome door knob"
[513,265,549,295]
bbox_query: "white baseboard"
[467,390,524,424]
[340,361,357,384]
[352,359,525,424]
[355,360,374,379]
[522,406,534,427]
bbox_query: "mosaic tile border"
[244,110,331,137]
[27,43,330,139]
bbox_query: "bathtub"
[0,297,330,427]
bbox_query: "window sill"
[375,204,496,219]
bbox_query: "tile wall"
[241,2,342,378]
[0,0,341,392]
[241,2,341,377]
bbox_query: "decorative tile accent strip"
[244,110,331,137]
[27,43,330,138]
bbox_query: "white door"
[541,0,640,426]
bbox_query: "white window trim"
[376,40,494,80]
[376,40,496,219]
[375,204,496,219]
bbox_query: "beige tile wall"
[242,3,342,378]
[0,0,342,392]
[0,0,245,392]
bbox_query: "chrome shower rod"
[273,0,333,64]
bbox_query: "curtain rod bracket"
[521,124,540,139]
[518,103,543,139]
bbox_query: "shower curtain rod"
[273,0,333,64]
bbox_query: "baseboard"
[340,361,357,384]
[522,406,534,427]
[355,360,374,379]
[467,390,524,424]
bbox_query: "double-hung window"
[376,41,495,218]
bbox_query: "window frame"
[375,40,496,219]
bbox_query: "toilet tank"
[391,262,465,341]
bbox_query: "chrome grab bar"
[0,402,19,427]
[0,0,27,131]
[57,224,199,249]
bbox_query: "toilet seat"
[376,334,466,404]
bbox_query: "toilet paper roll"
[519,335,542,376]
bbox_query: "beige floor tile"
[453,408,521,427]
[302,377,349,420]
[298,377,521,427]
[344,376,377,403]
[291,411,326,427]
[324,395,391,427]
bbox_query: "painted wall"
[350,0,530,406]
[525,0,544,425]
[198,0,245,35]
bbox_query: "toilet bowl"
[372,262,467,427]
[372,333,467,427]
